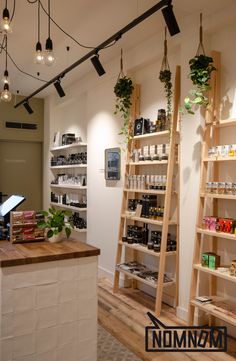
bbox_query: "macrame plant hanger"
[160,27,170,74]
[118,49,125,80]
[196,13,205,56]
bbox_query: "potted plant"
[183,54,216,114]
[37,207,73,242]
[114,49,134,145]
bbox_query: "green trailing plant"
[183,54,216,114]
[159,28,172,125]
[114,50,134,144]
[37,207,73,239]
[159,69,172,121]
[182,14,216,115]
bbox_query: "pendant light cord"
[48,0,50,39]
[38,0,40,42]
[5,36,8,70]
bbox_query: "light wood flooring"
[98,277,236,361]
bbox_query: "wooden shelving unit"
[113,66,180,316]
[50,141,87,239]
[189,51,236,328]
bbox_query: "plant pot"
[47,231,63,243]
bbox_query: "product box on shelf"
[10,211,45,243]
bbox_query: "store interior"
[0,0,236,360]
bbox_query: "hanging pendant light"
[1,36,12,102]
[45,0,55,66]
[1,0,12,33]
[34,0,44,64]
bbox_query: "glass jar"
[205,182,212,194]
[232,182,236,195]
[225,182,233,195]
[218,182,226,194]
[212,182,218,194]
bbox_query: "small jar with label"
[212,182,218,194]
[205,182,212,194]
[232,182,236,195]
[225,182,233,195]
[218,182,226,194]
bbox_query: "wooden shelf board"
[190,298,236,327]
[124,188,166,195]
[50,202,87,212]
[50,164,87,169]
[194,264,236,283]
[116,267,175,289]
[50,185,87,190]
[203,156,236,162]
[50,143,87,151]
[200,193,236,200]
[216,118,236,128]
[118,241,176,257]
[72,228,87,233]
[196,227,236,240]
[133,130,170,140]
[122,214,177,226]
[128,160,168,166]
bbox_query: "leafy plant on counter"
[37,207,73,239]
[159,69,172,122]
[182,54,216,115]
[114,75,134,144]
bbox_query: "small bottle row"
[205,181,236,195]
[69,213,87,230]
[122,225,176,252]
[127,195,164,220]
[51,152,87,166]
[133,109,169,136]
[51,174,87,186]
[208,144,236,158]
[202,216,236,235]
[127,174,167,190]
[51,192,87,208]
[131,144,169,163]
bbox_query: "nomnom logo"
[145,312,227,352]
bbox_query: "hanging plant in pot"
[114,49,134,145]
[159,28,172,129]
[182,14,216,115]
[37,207,73,242]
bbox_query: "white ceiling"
[0,0,235,98]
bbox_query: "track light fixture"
[54,78,65,97]
[23,101,34,114]
[161,2,180,37]
[45,0,55,66]
[90,53,106,76]
[1,0,12,33]
[1,36,12,102]
[34,0,44,64]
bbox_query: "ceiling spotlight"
[54,79,65,97]
[1,83,12,102]
[34,1,44,64]
[23,101,34,114]
[44,0,55,66]
[1,2,12,33]
[90,53,106,76]
[162,3,180,37]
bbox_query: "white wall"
[44,4,236,324]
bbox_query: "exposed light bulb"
[45,37,55,66]
[34,42,44,64]
[1,8,12,33]
[1,83,12,102]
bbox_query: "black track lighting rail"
[15,0,178,109]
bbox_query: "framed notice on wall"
[105,148,121,180]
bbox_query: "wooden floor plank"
[98,277,236,361]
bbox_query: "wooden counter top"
[0,240,100,268]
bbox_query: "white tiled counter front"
[0,241,100,361]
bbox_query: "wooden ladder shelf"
[113,66,181,316]
[188,51,236,328]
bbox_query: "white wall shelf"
[50,164,87,169]
[50,143,87,151]
[50,202,87,212]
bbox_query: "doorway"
[0,141,42,211]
